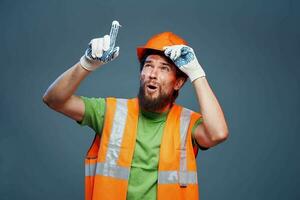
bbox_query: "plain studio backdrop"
[0,0,299,199]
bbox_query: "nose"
[149,67,158,79]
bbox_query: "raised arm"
[43,27,120,122]
[164,45,229,148]
[192,77,229,148]
[42,62,90,122]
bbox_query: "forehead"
[144,54,174,66]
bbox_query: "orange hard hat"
[136,32,188,62]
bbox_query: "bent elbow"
[42,93,50,105]
[220,131,229,141]
[211,130,229,144]
[42,93,61,110]
[42,92,55,107]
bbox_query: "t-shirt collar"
[140,106,172,122]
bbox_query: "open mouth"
[148,85,157,89]
[146,84,158,92]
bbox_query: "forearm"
[43,62,90,107]
[193,77,228,141]
[163,45,228,144]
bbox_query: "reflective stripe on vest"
[85,98,201,200]
[85,162,129,179]
[85,103,196,183]
[158,107,197,186]
[85,98,130,180]
[179,108,193,186]
[106,99,128,165]
[158,171,197,184]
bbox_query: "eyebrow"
[144,60,171,67]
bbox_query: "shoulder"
[80,96,106,111]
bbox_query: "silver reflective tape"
[85,162,130,180]
[85,163,97,176]
[179,108,192,186]
[179,160,188,186]
[96,162,130,180]
[106,99,128,165]
[158,171,178,184]
[158,171,198,184]
[179,108,192,149]
[179,171,188,187]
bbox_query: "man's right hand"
[80,35,120,71]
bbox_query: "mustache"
[142,80,160,88]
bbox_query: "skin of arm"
[192,77,229,148]
[42,62,90,122]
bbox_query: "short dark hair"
[139,49,188,100]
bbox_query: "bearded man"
[43,27,229,200]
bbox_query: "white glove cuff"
[179,60,206,82]
[79,56,102,71]
[188,67,206,82]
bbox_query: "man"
[43,29,228,200]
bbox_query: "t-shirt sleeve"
[191,117,210,151]
[76,96,106,134]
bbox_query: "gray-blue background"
[0,0,299,199]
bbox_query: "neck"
[141,102,172,114]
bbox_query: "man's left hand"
[163,45,206,82]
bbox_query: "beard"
[138,80,175,112]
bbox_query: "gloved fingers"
[111,46,120,60]
[164,45,182,61]
[103,35,110,51]
[173,46,183,60]
[91,38,104,58]
[170,49,177,60]
[163,46,172,58]
[180,46,191,56]
[85,43,93,59]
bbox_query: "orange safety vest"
[85,97,202,200]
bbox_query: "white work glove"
[80,35,120,71]
[163,45,206,82]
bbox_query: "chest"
[131,117,166,169]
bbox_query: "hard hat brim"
[136,47,164,63]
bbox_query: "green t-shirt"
[77,96,206,200]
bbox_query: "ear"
[174,77,185,90]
